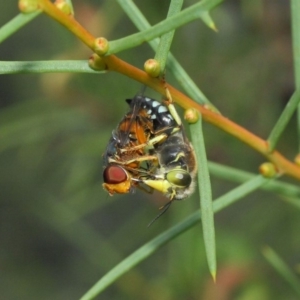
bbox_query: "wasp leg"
[136,182,154,194]
[162,84,191,143]
[119,133,167,153]
[163,86,182,127]
[108,155,158,166]
[120,126,180,154]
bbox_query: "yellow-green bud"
[184,108,199,124]
[19,0,40,13]
[94,37,109,56]
[259,162,277,178]
[54,0,73,15]
[144,59,161,77]
[88,53,106,71]
[295,153,300,166]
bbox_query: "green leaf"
[109,0,223,55]
[282,196,300,210]
[262,246,300,297]
[200,11,218,31]
[291,0,300,151]
[79,175,268,300]
[0,12,41,44]
[208,161,300,198]
[190,112,216,280]
[0,60,103,74]
[213,175,268,213]
[117,0,217,108]
[267,90,300,152]
[291,0,300,89]
[154,0,183,72]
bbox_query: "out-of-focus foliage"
[0,1,299,299]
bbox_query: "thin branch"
[21,0,300,182]
[116,0,213,107]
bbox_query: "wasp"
[103,94,175,195]
[142,132,197,200]
[102,95,158,195]
[102,94,197,203]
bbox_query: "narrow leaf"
[154,0,184,71]
[267,90,300,151]
[116,0,217,114]
[80,175,268,300]
[0,60,103,74]
[213,175,268,213]
[190,112,216,280]
[290,0,300,151]
[200,11,218,31]
[262,246,300,297]
[291,0,300,88]
[109,0,223,55]
[208,161,300,198]
[0,12,41,44]
[282,196,300,210]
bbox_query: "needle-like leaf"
[262,246,300,297]
[109,0,223,55]
[80,175,268,300]
[0,60,103,74]
[0,12,41,44]
[190,112,216,280]
[267,90,300,152]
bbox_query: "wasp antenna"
[147,200,173,227]
[125,98,132,105]
[126,85,147,105]
[138,85,147,97]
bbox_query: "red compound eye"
[103,165,128,184]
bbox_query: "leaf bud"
[144,59,161,77]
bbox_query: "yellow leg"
[108,155,158,166]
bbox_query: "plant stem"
[116,0,213,107]
[34,0,300,182]
[38,0,95,49]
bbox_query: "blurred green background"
[0,1,299,299]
